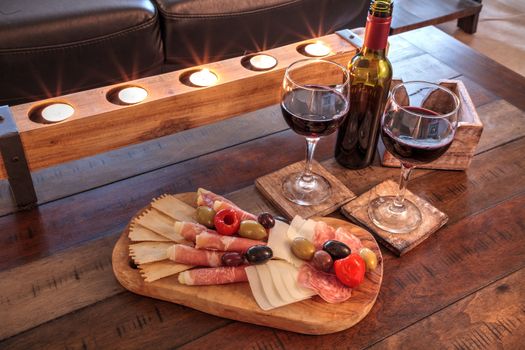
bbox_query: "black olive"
[257,212,276,229]
[221,252,245,267]
[322,240,351,260]
[245,245,273,264]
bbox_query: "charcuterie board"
[112,193,383,335]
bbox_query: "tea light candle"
[41,103,75,122]
[249,54,277,70]
[304,41,331,57]
[189,69,218,87]
[118,86,148,104]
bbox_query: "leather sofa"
[0,0,368,106]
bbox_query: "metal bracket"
[0,105,37,209]
[336,29,363,49]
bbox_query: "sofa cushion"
[154,0,368,69]
[0,0,164,106]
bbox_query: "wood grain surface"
[112,193,383,335]
[1,27,524,349]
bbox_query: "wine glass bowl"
[280,59,350,206]
[369,81,460,233]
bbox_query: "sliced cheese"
[272,260,316,300]
[267,261,295,302]
[287,215,306,240]
[256,264,290,308]
[151,195,197,223]
[245,266,273,311]
[134,209,186,243]
[298,219,317,241]
[267,220,303,267]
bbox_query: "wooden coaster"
[255,160,356,219]
[341,179,448,256]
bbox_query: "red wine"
[281,87,348,138]
[381,106,454,165]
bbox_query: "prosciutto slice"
[312,222,364,253]
[167,245,224,267]
[174,221,215,242]
[196,188,235,208]
[213,200,257,221]
[195,232,264,253]
[178,266,248,285]
[297,264,352,303]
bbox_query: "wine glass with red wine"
[281,59,350,205]
[369,81,460,233]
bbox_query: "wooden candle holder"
[379,79,483,171]
[0,33,358,207]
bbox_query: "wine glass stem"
[392,163,414,211]
[303,137,319,181]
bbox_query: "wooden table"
[1,26,524,349]
[391,0,483,34]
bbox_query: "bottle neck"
[363,14,391,52]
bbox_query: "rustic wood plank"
[4,34,355,179]
[0,104,287,215]
[400,26,525,111]
[370,268,525,349]
[0,235,123,339]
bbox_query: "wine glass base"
[368,196,422,234]
[282,172,331,206]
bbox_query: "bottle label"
[363,14,391,51]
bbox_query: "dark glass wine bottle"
[335,0,393,169]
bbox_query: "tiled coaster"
[255,160,356,220]
[341,180,448,256]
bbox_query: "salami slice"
[178,266,248,285]
[297,264,352,303]
[195,232,264,253]
[312,222,364,253]
[167,245,224,267]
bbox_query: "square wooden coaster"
[255,160,356,220]
[341,179,448,256]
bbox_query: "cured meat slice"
[311,221,337,250]
[196,188,235,208]
[334,227,364,253]
[297,264,352,303]
[213,200,257,221]
[312,222,364,253]
[178,266,248,285]
[195,232,264,253]
[174,221,215,242]
[167,245,224,267]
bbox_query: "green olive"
[359,247,378,271]
[291,237,316,261]
[196,206,216,229]
[239,220,267,240]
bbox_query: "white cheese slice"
[298,219,317,242]
[256,264,291,308]
[272,260,316,300]
[245,266,273,311]
[267,220,303,267]
[287,215,306,240]
[267,261,295,302]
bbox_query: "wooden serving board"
[112,193,383,335]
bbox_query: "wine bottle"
[335,0,393,169]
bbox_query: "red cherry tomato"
[333,253,366,288]
[213,209,240,236]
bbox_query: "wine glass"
[369,81,460,233]
[281,59,350,205]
